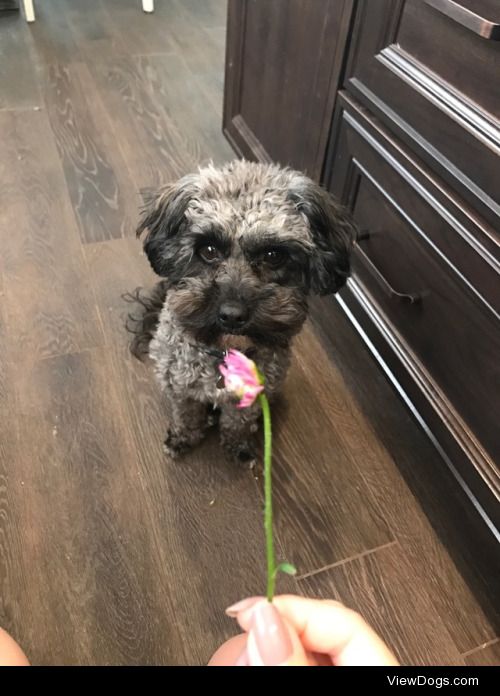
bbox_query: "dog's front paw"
[221,439,257,469]
[163,429,199,458]
[236,447,257,469]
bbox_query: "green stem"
[259,393,275,602]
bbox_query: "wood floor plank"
[84,238,294,664]
[102,0,177,55]
[22,0,124,66]
[167,0,227,73]
[56,0,127,61]
[0,109,104,363]
[26,0,78,65]
[181,0,227,30]
[89,55,199,188]
[0,420,32,659]
[464,640,500,666]
[0,305,25,645]
[135,53,234,167]
[161,0,227,98]
[42,60,138,243]
[254,329,394,575]
[13,348,190,665]
[298,544,464,666]
[309,300,500,653]
[0,301,8,410]
[0,13,41,109]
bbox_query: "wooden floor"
[0,0,498,666]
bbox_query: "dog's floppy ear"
[288,177,355,295]
[136,176,198,278]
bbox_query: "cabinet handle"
[424,0,500,41]
[355,232,422,304]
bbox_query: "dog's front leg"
[163,396,210,458]
[219,401,261,467]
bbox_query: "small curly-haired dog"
[127,160,354,465]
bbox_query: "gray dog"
[127,160,354,465]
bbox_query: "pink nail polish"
[251,602,293,665]
[225,596,262,617]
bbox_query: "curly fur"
[123,281,169,360]
[127,160,355,464]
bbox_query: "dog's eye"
[198,244,222,264]
[261,249,286,268]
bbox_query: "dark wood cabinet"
[224,0,500,535]
[223,0,354,179]
[341,0,500,229]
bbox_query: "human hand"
[0,627,30,666]
[208,595,399,666]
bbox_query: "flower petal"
[219,349,265,408]
[237,384,264,409]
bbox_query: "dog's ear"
[136,177,198,278]
[287,177,355,295]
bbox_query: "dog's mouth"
[215,333,255,354]
[195,319,292,351]
[194,333,257,365]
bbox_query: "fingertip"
[244,602,310,666]
[225,596,263,618]
[207,633,248,666]
[269,595,399,666]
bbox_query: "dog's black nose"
[218,301,249,331]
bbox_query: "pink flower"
[219,349,265,408]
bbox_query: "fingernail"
[225,596,262,617]
[250,602,293,665]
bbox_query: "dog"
[126,160,354,465]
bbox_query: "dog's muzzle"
[217,300,250,333]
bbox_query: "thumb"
[245,600,310,666]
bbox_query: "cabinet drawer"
[329,100,500,465]
[344,0,500,229]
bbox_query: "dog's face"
[137,161,354,347]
